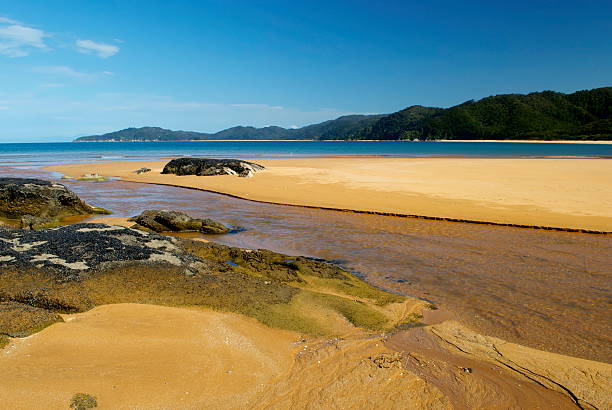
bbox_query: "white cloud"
[76,39,119,58]
[33,66,114,80]
[0,18,47,57]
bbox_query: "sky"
[0,0,610,142]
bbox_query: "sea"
[1,140,611,165]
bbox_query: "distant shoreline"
[438,139,612,144]
[72,139,612,144]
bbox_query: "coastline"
[71,139,612,144]
[437,139,612,144]
[3,160,611,408]
[47,157,612,232]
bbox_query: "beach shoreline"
[47,157,612,232]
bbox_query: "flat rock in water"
[161,158,264,177]
[0,178,97,219]
[129,209,230,234]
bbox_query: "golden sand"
[48,157,612,231]
[0,304,298,409]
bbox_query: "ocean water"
[0,140,611,164]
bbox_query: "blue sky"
[0,0,610,142]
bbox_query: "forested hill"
[74,114,385,142]
[74,87,611,142]
[353,87,611,140]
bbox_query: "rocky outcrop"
[0,178,106,221]
[128,210,230,234]
[0,224,206,280]
[161,158,265,177]
[0,223,408,339]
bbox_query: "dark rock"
[135,167,151,174]
[0,178,101,219]
[0,224,207,279]
[161,158,264,177]
[128,209,229,234]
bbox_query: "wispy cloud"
[39,83,66,88]
[0,17,19,24]
[0,17,47,57]
[76,39,119,58]
[33,65,92,78]
[33,65,114,79]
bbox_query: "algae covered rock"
[0,178,104,220]
[0,301,63,337]
[128,209,229,234]
[161,158,264,177]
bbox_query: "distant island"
[74,87,611,142]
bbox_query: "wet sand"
[3,304,608,409]
[47,157,612,232]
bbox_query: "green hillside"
[74,87,611,142]
[356,87,611,140]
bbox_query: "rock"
[20,215,57,230]
[128,209,230,234]
[161,158,264,177]
[0,178,104,220]
[0,222,407,343]
[135,167,151,174]
[0,223,207,279]
[70,393,97,410]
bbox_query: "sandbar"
[48,157,612,232]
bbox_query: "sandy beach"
[48,157,612,232]
[2,303,609,409]
[0,304,298,409]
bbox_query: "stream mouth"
[2,164,611,364]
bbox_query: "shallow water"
[2,165,611,363]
